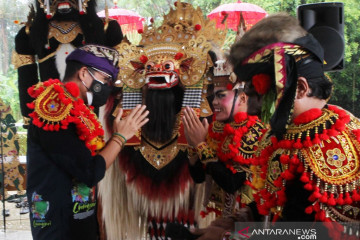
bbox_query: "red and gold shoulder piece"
[345,108,360,142]
[217,116,266,169]
[299,105,359,186]
[301,129,360,186]
[300,118,360,237]
[27,79,78,131]
[299,114,360,224]
[27,79,104,155]
[240,120,267,153]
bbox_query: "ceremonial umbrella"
[97,5,145,34]
[208,0,267,32]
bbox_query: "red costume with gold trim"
[254,105,360,239]
[194,112,265,221]
[228,29,360,238]
[27,79,105,154]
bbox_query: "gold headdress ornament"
[115,1,227,89]
[115,1,227,145]
[213,59,240,88]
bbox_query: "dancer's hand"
[182,107,209,148]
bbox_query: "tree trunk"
[0,18,9,74]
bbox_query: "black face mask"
[88,79,112,107]
[83,69,112,107]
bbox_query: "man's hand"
[113,105,149,140]
[182,107,209,148]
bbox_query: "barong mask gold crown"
[37,0,90,18]
[115,1,227,90]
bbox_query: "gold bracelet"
[196,142,208,159]
[195,142,217,162]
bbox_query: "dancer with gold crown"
[183,58,265,226]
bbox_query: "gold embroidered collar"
[48,20,82,44]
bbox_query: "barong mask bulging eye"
[116,2,228,91]
[37,0,90,18]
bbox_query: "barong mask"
[114,1,227,144]
[115,2,226,89]
[37,0,91,18]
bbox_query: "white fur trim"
[55,43,75,81]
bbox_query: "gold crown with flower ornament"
[115,1,227,89]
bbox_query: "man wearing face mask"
[26,44,149,240]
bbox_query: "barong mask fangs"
[37,0,90,18]
[115,1,227,90]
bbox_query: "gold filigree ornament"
[301,131,359,186]
[326,148,346,168]
[135,139,187,170]
[114,1,227,89]
[11,50,35,69]
[34,84,73,123]
[48,20,83,44]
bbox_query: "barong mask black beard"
[143,86,184,143]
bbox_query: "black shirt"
[27,123,106,240]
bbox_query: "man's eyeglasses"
[87,67,113,84]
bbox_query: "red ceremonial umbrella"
[97,5,145,34]
[208,0,267,32]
